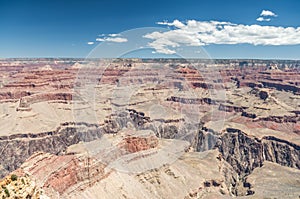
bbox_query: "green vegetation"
[11,174,18,181]
[3,187,10,197]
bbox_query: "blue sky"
[1,0,300,59]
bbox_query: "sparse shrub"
[11,174,18,181]
[21,178,25,185]
[4,188,10,197]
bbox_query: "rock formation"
[0,58,299,198]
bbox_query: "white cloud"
[96,37,128,43]
[157,19,185,28]
[256,17,271,22]
[144,19,300,54]
[108,33,121,37]
[87,42,94,45]
[260,10,277,17]
[95,33,127,43]
[257,10,277,22]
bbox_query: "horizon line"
[1,57,300,61]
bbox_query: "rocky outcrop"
[195,130,219,152]
[41,154,108,195]
[0,122,102,178]
[195,127,300,196]
[0,91,32,101]
[198,127,300,174]
[17,92,73,111]
[166,96,227,105]
[217,128,264,175]
[218,103,245,112]
[7,152,110,198]
[262,136,300,168]
[241,111,257,119]
[258,90,269,100]
[255,115,300,123]
[118,133,158,153]
[260,80,300,94]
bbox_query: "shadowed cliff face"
[196,127,300,172]
[196,127,300,196]
[218,129,264,175]
[262,136,300,168]
[0,122,102,177]
[219,128,299,173]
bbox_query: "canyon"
[0,58,299,198]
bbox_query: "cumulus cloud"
[256,17,271,22]
[157,19,185,28]
[145,19,300,54]
[87,42,94,45]
[260,10,277,17]
[257,10,277,22]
